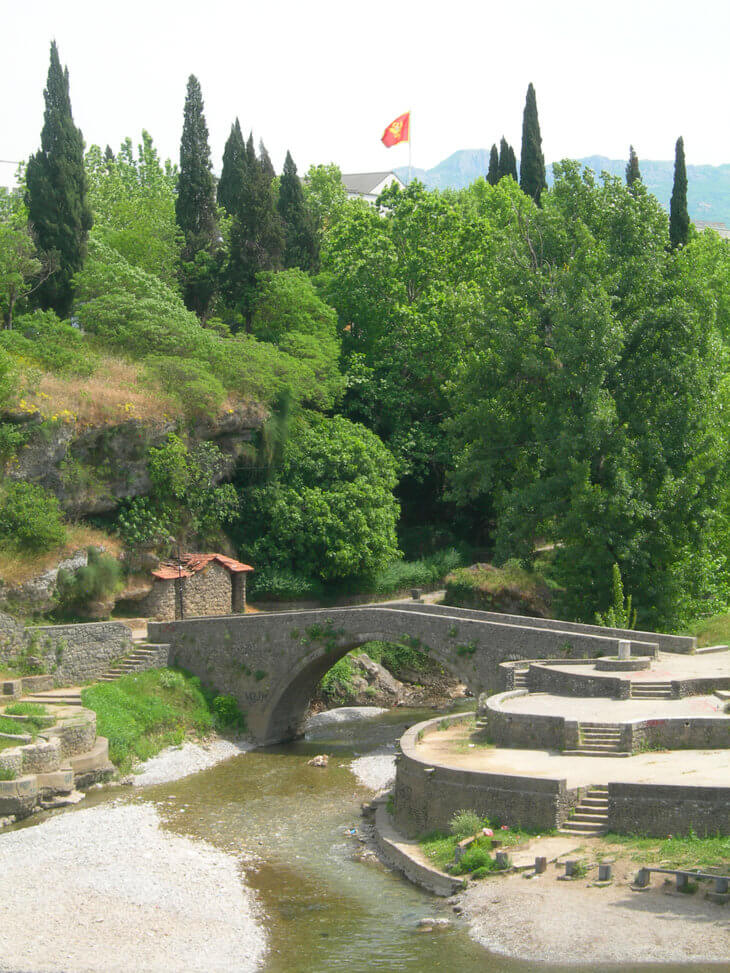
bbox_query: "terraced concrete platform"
[540,649,730,683]
[417,725,730,790]
[500,692,727,721]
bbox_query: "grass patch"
[603,832,730,870]
[80,667,245,773]
[0,715,37,737]
[0,765,17,780]
[421,816,540,874]
[683,612,730,649]
[3,702,47,716]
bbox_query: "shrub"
[444,561,552,617]
[56,547,123,616]
[143,356,226,419]
[449,809,482,840]
[470,866,490,880]
[0,482,66,553]
[319,655,355,702]
[247,567,324,602]
[212,694,245,731]
[453,846,492,874]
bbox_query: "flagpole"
[408,111,412,185]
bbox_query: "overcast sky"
[2,0,728,187]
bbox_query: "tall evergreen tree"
[486,144,499,186]
[175,75,220,317]
[626,144,641,187]
[225,134,284,326]
[218,118,246,216]
[669,136,689,250]
[519,82,546,204]
[259,140,275,181]
[25,41,92,316]
[497,137,518,182]
[278,150,318,271]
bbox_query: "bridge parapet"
[149,606,659,744]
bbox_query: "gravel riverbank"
[460,865,730,965]
[132,737,252,787]
[0,803,267,973]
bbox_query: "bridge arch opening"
[263,633,471,744]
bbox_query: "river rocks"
[308,754,329,767]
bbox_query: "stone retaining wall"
[608,782,730,836]
[527,663,631,699]
[630,717,730,752]
[28,622,133,683]
[485,690,572,750]
[392,713,578,837]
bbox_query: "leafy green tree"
[626,145,641,187]
[25,41,92,316]
[240,416,399,582]
[218,119,246,217]
[486,144,499,185]
[303,163,347,237]
[519,83,546,204]
[669,136,689,250]
[447,162,727,626]
[175,75,220,317]
[0,482,66,553]
[0,204,57,328]
[85,132,182,288]
[278,151,319,271]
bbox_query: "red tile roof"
[151,553,253,581]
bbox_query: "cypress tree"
[519,82,546,204]
[259,140,275,181]
[669,136,689,250]
[175,75,220,317]
[497,137,518,182]
[218,118,246,217]
[278,150,318,271]
[486,144,499,186]
[626,145,641,187]
[25,41,92,316]
[225,133,284,326]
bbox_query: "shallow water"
[141,708,727,973]
[10,706,729,972]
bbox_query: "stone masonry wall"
[28,622,133,684]
[393,715,577,837]
[529,664,631,699]
[134,580,177,622]
[608,782,730,836]
[183,562,231,618]
[630,717,730,752]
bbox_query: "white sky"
[1,0,729,185]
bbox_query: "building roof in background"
[151,553,254,581]
[340,171,401,195]
[694,219,730,239]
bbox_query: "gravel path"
[0,803,266,973]
[462,869,730,965]
[132,738,252,787]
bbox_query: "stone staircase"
[630,681,674,700]
[98,643,168,682]
[563,722,628,757]
[513,668,530,690]
[560,786,609,836]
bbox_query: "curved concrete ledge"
[595,657,651,672]
[485,690,578,751]
[373,803,465,896]
[393,712,577,836]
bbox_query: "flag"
[381,112,410,147]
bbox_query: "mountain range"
[395,151,730,226]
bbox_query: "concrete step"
[577,743,623,751]
[36,767,75,794]
[563,750,631,758]
[581,732,622,739]
[571,812,608,824]
[69,737,113,776]
[579,722,621,729]
[25,694,82,706]
[560,825,607,836]
[581,798,609,809]
[561,820,607,834]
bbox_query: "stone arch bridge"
[148,604,692,745]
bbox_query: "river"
[6,707,726,972]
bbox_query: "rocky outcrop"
[3,406,263,516]
[0,550,89,615]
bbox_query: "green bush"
[453,847,492,874]
[470,866,490,880]
[143,356,226,419]
[372,547,465,596]
[247,568,324,602]
[0,482,66,553]
[0,310,98,376]
[449,809,482,840]
[212,694,245,731]
[56,547,123,616]
[319,655,355,702]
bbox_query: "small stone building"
[137,553,253,621]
